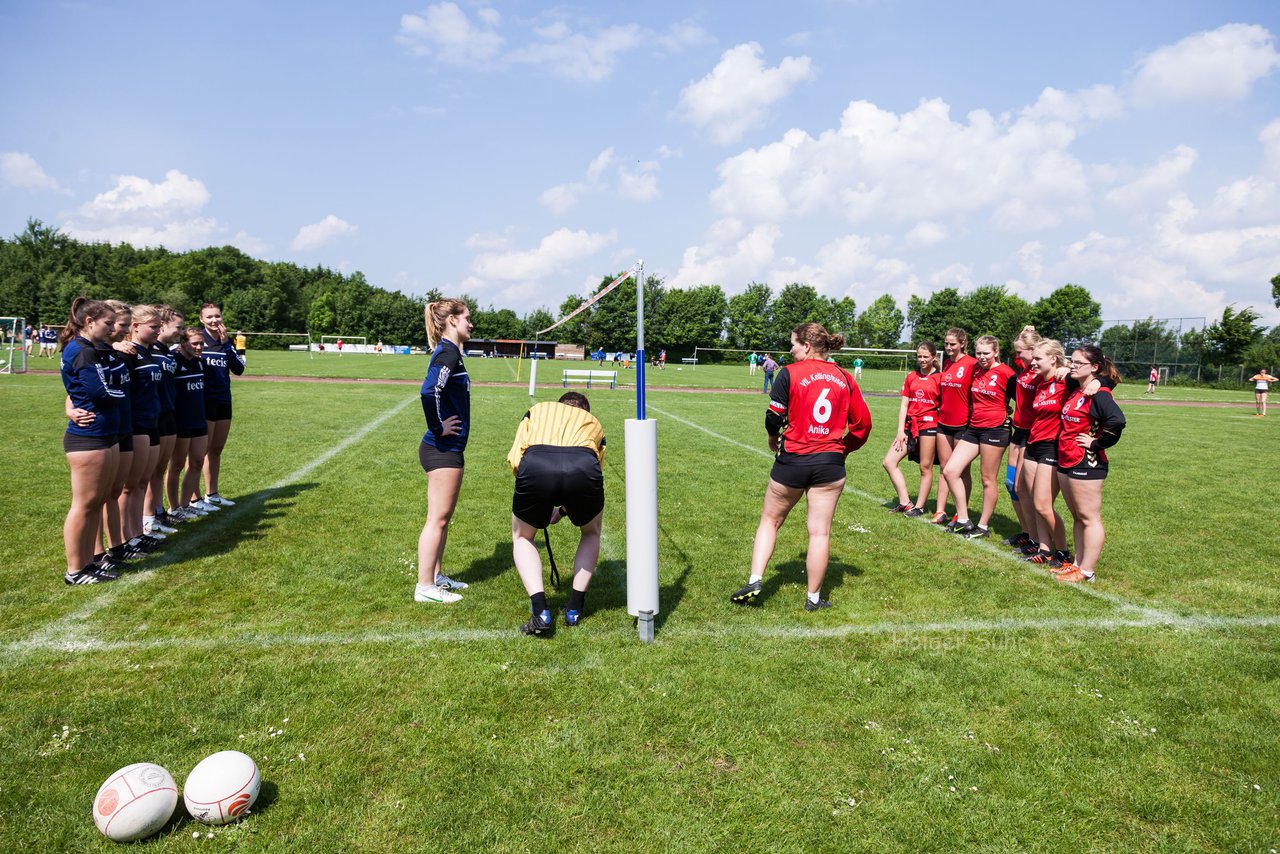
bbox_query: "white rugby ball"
[93,762,178,842]
[183,750,261,825]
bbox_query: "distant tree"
[1243,339,1280,372]
[856,294,904,349]
[824,296,858,341]
[1099,317,1181,365]
[952,284,1032,346]
[474,306,523,340]
[556,295,589,345]
[656,284,727,352]
[1204,305,1264,364]
[1028,284,1102,347]
[770,283,826,343]
[1272,272,1279,309]
[583,274,664,351]
[726,282,773,349]
[523,308,556,339]
[906,288,964,345]
[307,292,337,334]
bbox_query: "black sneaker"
[1003,532,1031,548]
[520,609,554,636]
[93,557,128,573]
[138,535,163,551]
[966,525,990,539]
[903,507,925,518]
[803,597,832,611]
[65,567,117,585]
[1018,541,1040,557]
[1050,549,1073,569]
[730,580,763,605]
[950,521,976,536]
[889,502,912,513]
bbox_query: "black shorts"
[1011,426,1030,447]
[142,428,160,447]
[513,446,604,528]
[63,433,117,453]
[176,425,208,439]
[938,423,966,439]
[419,442,464,472]
[118,434,134,453]
[157,411,177,437]
[914,427,938,438]
[770,454,846,489]
[205,399,233,422]
[1057,462,1108,481]
[957,425,1011,448]
[1023,440,1058,466]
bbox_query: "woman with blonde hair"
[169,328,210,519]
[415,298,474,604]
[933,327,977,525]
[114,304,166,557]
[883,342,941,516]
[1003,327,1043,551]
[730,322,873,611]
[144,307,183,534]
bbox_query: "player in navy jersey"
[59,298,126,584]
[113,305,166,558]
[940,335,1018,538]
[1055,346,1125,583]
[730,323,873,611]
[144,307,183,534]
[169,328,210,520]
[199,303,244,509]
[414,298,474,605]
[96,300,139,566]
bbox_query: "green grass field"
[2,365,1277,851]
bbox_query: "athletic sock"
[748,574,763,585]
[530,592,548,614]
[143,515,154,527]
[568,589,585,612]
[806,591,821,604]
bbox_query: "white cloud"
[618,161,660,203]
[904,221,949,247]
[1021,85,1125,124]
[539,183,589,216]
[539,147,659,213]
[586,148,615,183]
[397,7,708,81]
[669,218,782,289]
[63,169,219,249]
[472,227,615,280]
[0,152,66,193]
[1131,23,1280,105]
[676,43,815,144]
[230,230,271,256]
[1105,145,1198,209]
[396,3,504,65]
[290,215,357,251]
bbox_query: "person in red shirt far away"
[730,323,873,611]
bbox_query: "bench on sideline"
[562,369,618,389]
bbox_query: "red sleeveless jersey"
[1012,367,1041,429]
[901,370,941,435]
[1028,377,1069,444]
[938,354,978,428]
[968,362,1016,429]
[769,359,873,455]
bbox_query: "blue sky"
[3,0,1279,328]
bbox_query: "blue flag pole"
[635,260,645,421]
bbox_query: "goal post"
[0,317,28,374]
[241,331,314,359]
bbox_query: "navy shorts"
[176,425,208,439]
[157,411,177,438]
[63,433,117,453]
[205,399,233,422]
[513,446,604,528]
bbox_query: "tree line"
[1,219,1275,372]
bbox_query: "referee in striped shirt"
[507,392,606,636]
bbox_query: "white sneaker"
[434,574,469,590]
[141,526,167,539]
[414,584,462,604]
[184,504,209,517]
[206,493,236,507]
[194,499,221,512]
[153,520,179,534]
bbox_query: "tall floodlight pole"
[624,260,659,642]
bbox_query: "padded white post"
[625,417,659,622]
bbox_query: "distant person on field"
[506,391,606,636]
[1145,365,1158,395]
[234,330,247,360]
[375,339,384,355]
[24,323,34,355]
[336,338,344,356]
[1250,369,1277,416]
[659,349,666,369]
[762,353,778,393]
[415,298,474,604]
[853,356,864,381]
[730,323,873,611]
[748,351,759,376]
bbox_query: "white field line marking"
[10,395,418,656]
[6,612,1280,655]
[646,403,1179,621]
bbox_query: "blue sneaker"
[520,609,554,636]
[562,607,582,627]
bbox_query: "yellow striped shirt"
[507,402,606,473]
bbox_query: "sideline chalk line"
[11,395,418,656]
[645,403,1183,623]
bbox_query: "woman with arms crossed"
[59,298,125,584]
[415,299,474,604]
[933,327,977,525]
[730,323,873,611]
[199,303,245,508]
[882,342,941,517]
[1055,346,1126,583]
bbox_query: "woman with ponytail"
[1003,327,1043,552]
[882,342,941,517]
[115,304,166,557]
[414,298,474,605]
[730,323,873,611]
[1054,346,1125,583]
[933,327,977,525]
[59,298,125,584]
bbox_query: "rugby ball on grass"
[183,750,260,825]
[93,762,178,842]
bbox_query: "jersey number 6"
[813,388,832,424]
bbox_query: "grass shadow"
[757,555,863,606]
[459,539,516,586]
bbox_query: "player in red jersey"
[940,336,1017,538]
[932,327,978,525]
[1055,346,1125,583]
[1004,327,1043,551]
[882,342,941,516]
[730,323,873,611]
[1145,364,1158,396]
